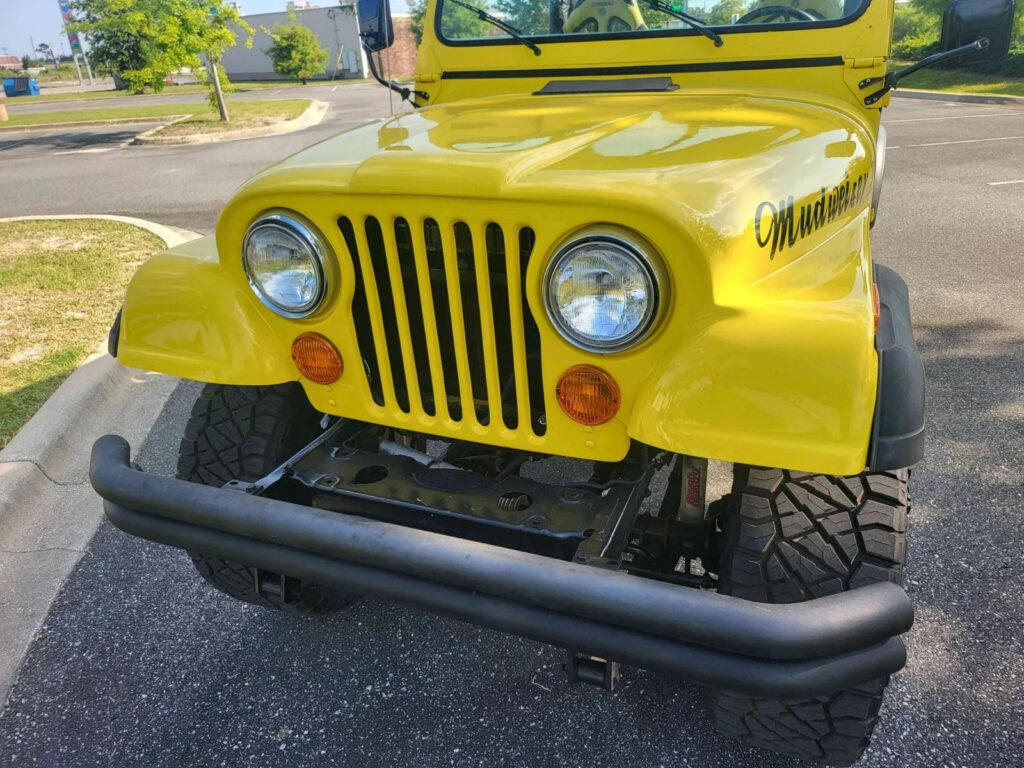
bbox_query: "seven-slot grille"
[338,216,547,436]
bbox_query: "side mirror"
[357,0,394,52]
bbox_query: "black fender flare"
[868,264,925,470]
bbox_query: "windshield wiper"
[642,0,723,47]
[446,0,542,56]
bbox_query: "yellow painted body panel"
[118,2,895,474]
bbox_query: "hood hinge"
[844,57,889,108]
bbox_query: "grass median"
[148,99,311,137]
[10,79,363,106]
[0,98,311,131]
[895,63,1024,98]
[0,219,163,449]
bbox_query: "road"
[1,95,1023,767]
[0,83,406,233]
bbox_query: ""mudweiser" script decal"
[754,171,870,259]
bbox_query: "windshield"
[438,0,866,42]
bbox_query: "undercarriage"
[250,419,716,588]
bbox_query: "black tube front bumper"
[90,435,914,698]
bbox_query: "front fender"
[627,215,879,476]
[116,236,295,384]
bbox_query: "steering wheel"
[735,5,821,23]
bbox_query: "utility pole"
[71,53,83,85]
[79,36,95,84]
[208,56,229,121]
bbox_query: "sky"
[0,0,321,59]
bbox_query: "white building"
[220,5,369,81]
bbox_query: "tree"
[264,14,328,84]
[408,0,428,45]
[21,54,31,71]
[36,43,59,69]
[69,0,251,120]
[707,0,745,25]
[494,0,550,35]
[410,0,488,44]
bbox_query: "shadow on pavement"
[0,128,142,153]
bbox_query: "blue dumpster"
[3,77,41,97]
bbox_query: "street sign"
[58,0,83,54]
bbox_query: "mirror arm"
[362,40,430,106]
[860,38,990,106]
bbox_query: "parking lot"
[1,95,1023,767]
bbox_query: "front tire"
[710,466,909,765]
[176,382,358,614]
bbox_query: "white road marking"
[332,85,338,92]
[904,136,1024,148]
[52,147,117,155]
[886,111,1012,123]
[987,179,1024,186]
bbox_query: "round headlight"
[243,212,328,318]
[545,235,658,352]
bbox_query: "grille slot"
[424,219,463,421]
[337,217,384,406]
[339,216,544,437]
[519,228,546,435]
[364,216,410,413]
[454,222,490,426]
[394,218,435,416]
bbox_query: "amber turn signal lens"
[291,333,343,385]
[556,365,621,426]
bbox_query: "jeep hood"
[228,90,875,287]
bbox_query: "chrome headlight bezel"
[242,211,329,319]
[543,232,660,354]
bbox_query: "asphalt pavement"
[1,95,1023,767]
[0,83,405,232]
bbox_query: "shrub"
[1002,48,1024,77]
[893,34,942,60]
[264,14,328,84]
[893,5,939,44]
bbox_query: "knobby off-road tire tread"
[712,466,909,766]
[177,383,356,614]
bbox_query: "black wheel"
[710,466,909,766]
[176,382,359,614]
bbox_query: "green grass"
[0,220,164,448]
[0,98,310,130]
[9,78,357,106]
[892,61,1024,98]
[151,99,310,136]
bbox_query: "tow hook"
[565,650,620,692]
[253,568,301,603]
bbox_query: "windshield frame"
[433,0,873,50]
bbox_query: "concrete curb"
[0,215,198,711]
[894,89,1024,107]
[0,213,197,248]
[0,114,188,134]
[133,99,328,145]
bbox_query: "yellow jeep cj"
[90,1,987,762]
